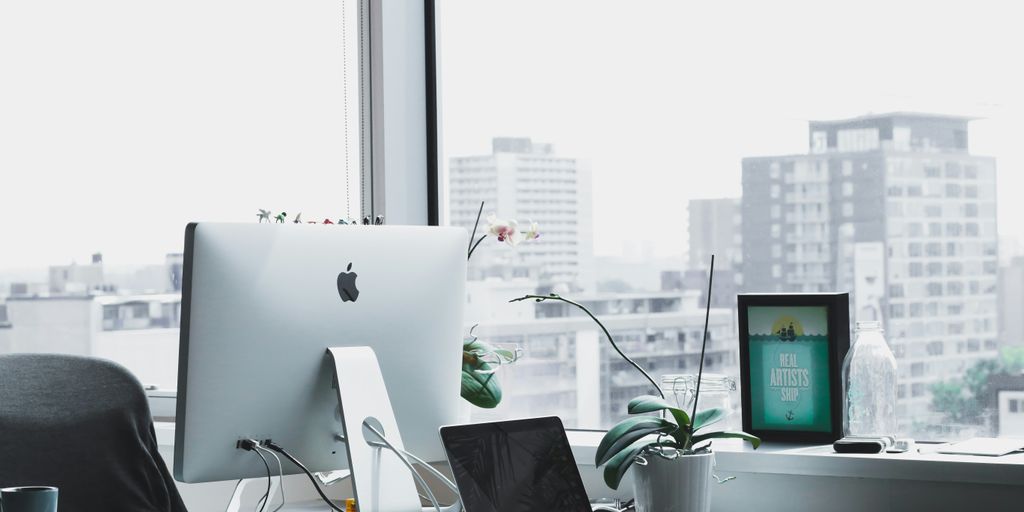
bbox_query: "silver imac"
[173,222,466,483]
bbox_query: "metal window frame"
[360,0,441,226]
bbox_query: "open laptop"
[439,417,593,512]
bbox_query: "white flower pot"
[632,451,714,512]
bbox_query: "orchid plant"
[510,256,760,490]
[461,325,523,408]
[467,202,540,260]
[461,201,538,408]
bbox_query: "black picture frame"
[738,293,850,444]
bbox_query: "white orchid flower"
[523,221,541,242]
[487,214,519,245]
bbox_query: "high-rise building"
[1000,256,1024,346]
[742,113,1000,428]
[449,137,594,290]
[688,198,742,271]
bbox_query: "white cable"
[225,479,245,512]
[363,422,443,512]
[400,449,460,496]
[408,461,442,512]
[255,446,287,512]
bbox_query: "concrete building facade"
[1,294,181,389]
[1000,256,1024,347]
[468,290,740,429]
[688,198,742,271]
[449,137,594,291]
[742,113,1000,428]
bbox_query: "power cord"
[262,429,462,512]
[360,423,441,512]
[254,445,286,512]
[237,439,272,512]
[262,441,345,512]
[361,421,462,512]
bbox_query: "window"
[1,1,364,390]
[440,1,1022,440]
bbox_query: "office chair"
[0,354,187,512]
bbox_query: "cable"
[249,445,272,512]
[269,450,286,512]
[399,448,459,496]
[362,422,450,512]
[255,445,286,512]
[262,441,345,512]
[225,479,245,512]
[362,424,440,512]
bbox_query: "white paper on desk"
[936,437,1024,456]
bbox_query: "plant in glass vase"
[461,201,537,409]
[511,256,759,512]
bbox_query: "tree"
[930,350,1021,426]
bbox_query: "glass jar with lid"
[660,373,738,431]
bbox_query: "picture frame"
[737,293,850,443]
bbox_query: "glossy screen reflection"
[440,417,591,512]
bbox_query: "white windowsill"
[158,422,1024,487]
[567,430,1024,487]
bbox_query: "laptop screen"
[440,417,592,512]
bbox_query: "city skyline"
[439,0,1024,263]
[4,111,1023,437]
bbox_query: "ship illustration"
[775,322,797,342]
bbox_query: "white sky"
[440,0,1024,259]
[0,1,362,270]
[2,0,1022,271]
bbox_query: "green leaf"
[692,407,727,432]
[626,395,674,414]
[626,395,691,429]
[690,430,761,449]
[493,348,517,361]
[595,416,676,467]
[463,337,495,353]
[460,361,502,408]
[602,440,651,490]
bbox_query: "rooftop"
[809,111,980,125]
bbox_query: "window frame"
[362,0,441,226]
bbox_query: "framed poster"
[738,293,850,443]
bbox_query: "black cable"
[263,441,345,512]
[252,446,272,512]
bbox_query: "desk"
[158,423,1024,512]
[570,431,1024,511]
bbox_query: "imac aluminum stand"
[327,346,424,512]
[327,347,460,512]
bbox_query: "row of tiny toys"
[257,210,383,225]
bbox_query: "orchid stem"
[510,294,665,400]
[467,235,487,261]
[467,201,485,259]
[689,254,715,439]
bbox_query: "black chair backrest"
[0,354,187,512]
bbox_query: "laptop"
[439,417,593,512]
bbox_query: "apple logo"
[337,262,360,302]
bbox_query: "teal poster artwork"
[747,306,832,432]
